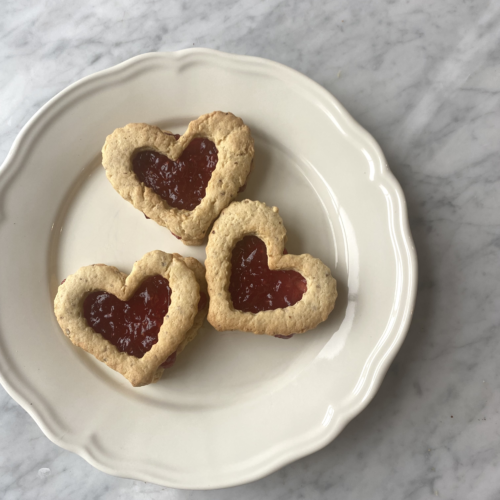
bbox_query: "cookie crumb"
[38,468,51,479]
[272,206,278,213]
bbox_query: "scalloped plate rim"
[0,49,417,489]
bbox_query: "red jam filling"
[83,277,207,359]
[229,236,307,313]
[160,351,177,368]
[198,291,208,311]
[132,136,218,211]
[83,275,172,358]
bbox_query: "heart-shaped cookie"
[205,200,337,336]
[102,111,254,246]
[54,251,208,386]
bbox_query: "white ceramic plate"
[0,50,416,489]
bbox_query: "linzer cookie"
[102,111,254,246]
[54,251,208,387]
[205,200,337,337]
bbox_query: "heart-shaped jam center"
[132,135,218,211]
[83,275,207,359]
[229,236,307,313]
[83,275,172,358]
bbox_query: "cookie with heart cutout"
[54,251,208,387]
[102,111,254,246]
[205,200,337,337]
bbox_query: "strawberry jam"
[83,275,172,358]
[198,291,208,311]
[132,136,218,211]
[160,351,177,368]
[229,236,307,313]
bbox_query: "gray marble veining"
[1,0,499,498]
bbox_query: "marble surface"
[1,0,499,498]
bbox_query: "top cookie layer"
[54,251,203,387]
[102,111,254,245]
[205,200,338,336]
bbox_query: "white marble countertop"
[1,1,499,498]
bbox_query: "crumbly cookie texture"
[205,200,337,336]
[54,251,208,387]
[102,111,254,246]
